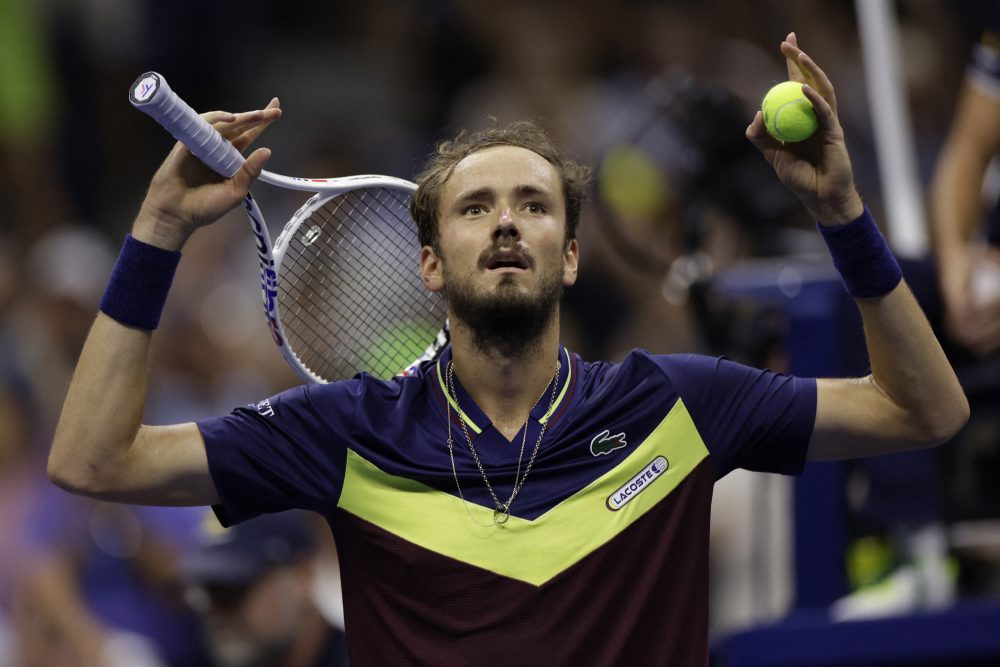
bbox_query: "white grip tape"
[129,72,245,178]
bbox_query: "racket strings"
[277,187,446,381]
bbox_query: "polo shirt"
[198,347,815,665]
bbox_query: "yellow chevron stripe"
[435,348,572,433]
[436,360,482,435]
[540,348,571,424]
[337,398,709,586]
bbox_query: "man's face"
[420,146,579,352]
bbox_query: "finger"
[171,111,236,160]
[784,32,800,78]
[202,110,236,125]
[232,98,282,151]
[782,36,805,83]
[213,106,282,142]
[745,110,769,142]
[215,109,282,143]
[745,110,781,158]
[794,50,837,113]
[231,147,272,191]
[802,84,840,135]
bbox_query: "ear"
[563,239,579,287]
[420,246,445,292]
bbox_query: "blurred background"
[2,0,1000,665]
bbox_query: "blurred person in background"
[933,5,1000,359]
[0,376,46,667]
[9,494,210,667]
[0,226,211,666]
[446,0,620,164]
[181,511,349,667]
[830,2,1000,621]
[929,0,1000,601]
[15,226,118,426]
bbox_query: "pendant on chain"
[446,358,561,527]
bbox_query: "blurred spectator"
[14,224,117,427]
[9,495,209,667]
[932,5,1000,358]
[447,0,620,164]
[0,376,46,667]
[829,2,1000,621]
[181,511,349,667]
[0,225,210,666]
[929,0,1000,601]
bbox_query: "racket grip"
[128,72,245,178]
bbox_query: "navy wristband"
[99,235,181,329]
[817,208,902,299]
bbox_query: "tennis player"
[49,34,967,664]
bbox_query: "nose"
[493,207,520,243]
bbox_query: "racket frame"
[129,71,449,384]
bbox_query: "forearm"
[809,208,969,461]
[855,283,969,442]
[49,314,153,494]
[930,136,989,268]
[932,83,1000,266]
[49,213,183,495]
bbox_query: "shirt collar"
[434,346,574,435]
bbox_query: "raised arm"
[931,80,1000,356]
[746,33,968,460]
[48,103,280,505]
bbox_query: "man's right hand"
[48,99,281,507]
[133,100,282,251]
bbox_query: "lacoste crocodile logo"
[590,429,627,456]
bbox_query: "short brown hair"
[410,120,592,249]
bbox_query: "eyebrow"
[452,184,557,206]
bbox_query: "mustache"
[477,243,535,270]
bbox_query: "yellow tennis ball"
[761,81,818,142]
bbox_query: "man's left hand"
[746,32,864,227]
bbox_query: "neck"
[449,313,561,441]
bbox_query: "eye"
[463,204,487,216]
[524,203,546,214]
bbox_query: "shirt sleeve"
[197,382,356,526]
[653,354,817,478]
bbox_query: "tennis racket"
[128,72,448,384]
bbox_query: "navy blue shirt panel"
[650,353,816,477]
[199,348,816,525]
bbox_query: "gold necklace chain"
[446,358,561,526]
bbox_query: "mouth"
[484,249,531,272]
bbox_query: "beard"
[444,263,564,359]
